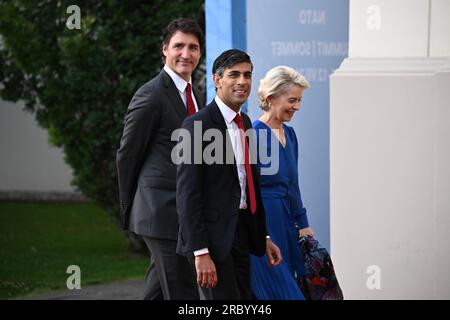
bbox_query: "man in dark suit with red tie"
[176,49,283,299]
[116,18,204,300]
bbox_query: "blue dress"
[250,120,310,300]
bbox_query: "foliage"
[0,202,148,299]
[0,1,205,235]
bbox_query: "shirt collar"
[214,96,241,124]
[163,65,191,93]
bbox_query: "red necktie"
[233,113,257,214]
[186,83,196,116]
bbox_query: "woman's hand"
[299,227,315,238]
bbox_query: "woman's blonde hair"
[258,66,310,111]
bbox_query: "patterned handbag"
[297,235,344,300]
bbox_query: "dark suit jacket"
[116,69,204,239]
[176,100,267,262]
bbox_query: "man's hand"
[266,238,282,267]
[195,253,218,288]
[299,227,315,238]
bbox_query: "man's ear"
[213,74,221,90]
[162,45,168,58]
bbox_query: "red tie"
[186,83,196,116]
[233,113,257,214]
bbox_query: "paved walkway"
[27,279,144,300]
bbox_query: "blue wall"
[206,0,349,250]
[205,0,247,104]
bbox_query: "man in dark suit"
[116,18,204,300]
[176,49,282,299]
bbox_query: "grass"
[0,202,148,299]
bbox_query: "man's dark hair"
[212,49,253,77]
[161,18,205,59]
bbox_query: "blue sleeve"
[288,127,309,229]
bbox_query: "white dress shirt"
[163,65,199,112]
[214,96,248,209]
[193,96,248,257]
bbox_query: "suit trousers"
[201,212,252,300]
[142,237,199,300]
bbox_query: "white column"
[330,0,450,299]
[430,0,450,56]
[349,0,430,57]
[433,61,450,298]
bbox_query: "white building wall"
[331,0,450,299]
[0,99,74,193]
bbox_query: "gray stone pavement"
[25,279,206,300]
[26,279,145,300]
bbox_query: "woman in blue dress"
[250,66,315,300]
